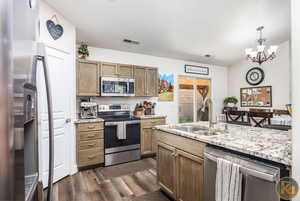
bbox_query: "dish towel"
[216,158,242,201]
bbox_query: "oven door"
[101,77,129,96]
[104,121,140,152]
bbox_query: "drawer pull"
[87,134,96,138]
[88,156,96,159]
[88,143,96,147]
[88,126,95,129]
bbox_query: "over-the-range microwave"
[100,77,135,96]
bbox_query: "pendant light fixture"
[245,26,278,65]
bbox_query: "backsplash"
[76,97,158,117]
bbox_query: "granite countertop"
[74,118,104,124]
[137,115,167,119]
[155,122,292,166]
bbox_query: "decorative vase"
[227,103,235,107]
[78,54,86,59]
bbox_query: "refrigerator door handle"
[34,43,54,201]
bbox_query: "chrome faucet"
[201,97,214,129]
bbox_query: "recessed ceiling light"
[123,39,140,45]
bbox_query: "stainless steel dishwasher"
[204,146,283,201]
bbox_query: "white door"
[37,47,72,187]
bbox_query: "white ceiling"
[44,0,290,66]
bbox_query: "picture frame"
[240,86,272,107]
[185,64,209,75]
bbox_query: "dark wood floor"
[44,158,171,201]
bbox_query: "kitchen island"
[154,122,291,201]
[156,122,291,165]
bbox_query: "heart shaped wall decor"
[46,19,64,40]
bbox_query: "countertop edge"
[154,126,291,166]
[136,115,167,119]
[74,118,105,124]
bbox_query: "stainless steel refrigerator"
[0,0,54,201]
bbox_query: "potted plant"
[78,42,89,59]
[224,96,238,107]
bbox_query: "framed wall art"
[158,73,174,102]
[185,64,209,75]
[240,86,272,107]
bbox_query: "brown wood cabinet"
[76,60,99,96]
[76,60,158,97]
[176,150,204,201]
[76,122,104,168]
[101,62,133,78]
[134,66,146,96]
[140,117,166,156]
[101,62,118,77]
[145,68,158,97]
[134,66,158,97]
[157,131,205,201]
[157,142,176,198]
[118,64,134,78]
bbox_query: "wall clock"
[246,67,264,86]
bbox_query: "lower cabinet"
[140,117,166,156]
[157,141,204,201]
[76,122,104,168]
[157,143,176,198]
[141,128,153,155]
[176,150,204,201]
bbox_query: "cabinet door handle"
[88,156,96,159]
[88,126,95,129]
[87,134,96,138]
[88,143,96,147]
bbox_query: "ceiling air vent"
[123,39,140,45]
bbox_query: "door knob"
[65,118,71,123]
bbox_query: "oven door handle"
[105,122,121,126]
[124,120,140,125]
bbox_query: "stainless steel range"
[98,104,141,166]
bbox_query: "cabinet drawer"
[152,118,166,126]
[79,130,104,141]
[77,122,103,132]
[78,148,104,167]
[78,139,104,150]
[141,118,166,128]
[156,130,205,158]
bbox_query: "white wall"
[39,1,77,178]
[86,47,228,124]
[292,0,300,200]
[228,41,291,110]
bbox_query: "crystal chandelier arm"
[266,52,275,60]
[262,51,268,62]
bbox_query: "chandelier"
[245,26,278,65]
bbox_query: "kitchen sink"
[170,125,225,136]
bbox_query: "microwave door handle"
[37,55,54,201]
[127,80,129,95]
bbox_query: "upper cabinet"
[134,66,158,97]
[76,60,158,97]
[76,60,100,96]
[134,66,146,96]
[101,62,133,78]
[146,68,158,97]
[118,64,134,78]
[101,62,118,77]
